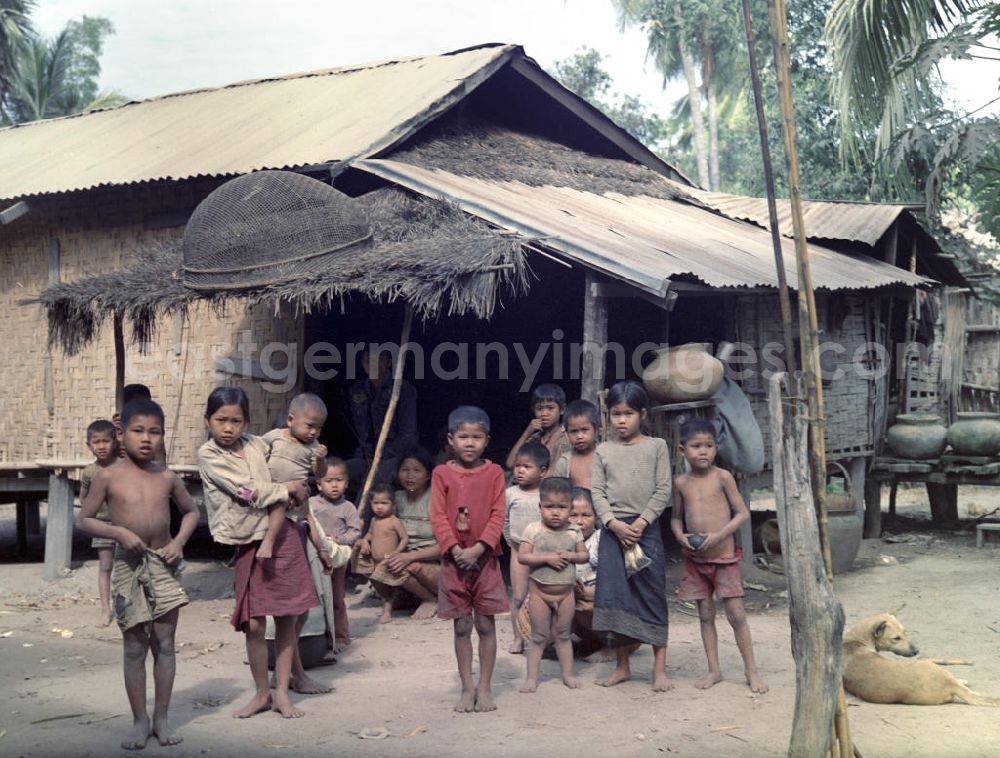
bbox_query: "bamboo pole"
[357,305,414,519]
[740,0,797,380]
[766,2,853,756]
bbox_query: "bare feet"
[508,638,524,655]
[273,691,304,718]
[233,692,272,719]
[321,649,338,664]
[411,600,437,620]
[595,668,631,687]
[256,540,274,560]
[562,675,583,689]
[336,638,351,648]
[152,715,182,746]
[652,672,675,692]
[746,670,769,694]
[695,671,723,689]
[121,715,150,750]
[473,687,496,712]
[97,607,113,628]
[519,678,538,693]
[289,673,333,694]
[454,689,476,712]
[378,606,393,624]
[583,647,616,663]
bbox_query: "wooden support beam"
[882,221,899,265]
[0,200,30,225]
[43,474,75,580]
[863,476,882,539]
[737,478,754,571]
[581,271,609,405]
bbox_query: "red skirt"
[231,519,317,631]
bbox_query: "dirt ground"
[1,488,999,758]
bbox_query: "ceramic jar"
[642,343,724,404]
[885,414,947,460]
[946,412,1000,456]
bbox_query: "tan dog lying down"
[843,613,1000,706]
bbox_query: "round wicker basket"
[182,170,372,290]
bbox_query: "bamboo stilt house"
[2,43,964,506]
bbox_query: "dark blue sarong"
[593,515,668,646]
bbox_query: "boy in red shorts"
[430,405,507,713]
[671,419,768,694]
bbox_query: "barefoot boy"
[309,458,361,648]
[430,406,508,713]
[504,441,548,654]
[517,476,588,693]
[505,384,570,470]
[77,399,200,749]
[356,483,408,624]
[549,399,599,488]
[670,419,768,694]
[80,418,118,627]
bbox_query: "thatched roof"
[30,187,529,355]
[392,118,693,202]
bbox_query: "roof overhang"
[357,159,933,298]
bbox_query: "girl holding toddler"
[197,386,328,719]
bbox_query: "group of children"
[74,377,767,749]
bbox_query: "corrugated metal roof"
[358,159,930,295]
[676,185,912,246]
[0,45,517,202]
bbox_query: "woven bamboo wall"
[962,297,1000,412]
[733,292,877,466]
[0,181,302,467]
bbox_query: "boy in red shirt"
[430,406,507,713]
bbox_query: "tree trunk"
[768,373,845,757]
[674,6,708,188]
[703,40,721,191]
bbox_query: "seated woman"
[367,448,441,620]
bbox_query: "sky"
[31,1,995,119]
[32,0,686,109]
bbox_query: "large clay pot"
[642,343,724,404]
[826,462,861,574]
[946,412,1000,456]
[885,414,947,460]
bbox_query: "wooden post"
[16,500,28,555]
[863,476,882,539]
[767,2,853,755]
[43,473,75,580]
[769,373,845,757]
[114,314,126,410]
[737,478,754,571]
[581,271,608,405]
[357,305,414,519]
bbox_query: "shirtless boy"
[77,399,200,749]
[80,418,118,626]
[356,483,408,623]
[549,399,599,488]
[670,419,767,694]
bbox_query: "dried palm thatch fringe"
[27,188,530,355]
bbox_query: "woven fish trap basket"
[182,170,372,290]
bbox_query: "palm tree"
[825,0,990,162]
[615,0,744,190]
[616,0,709,186]
[3,15,127,124]
[0,0,35,119]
